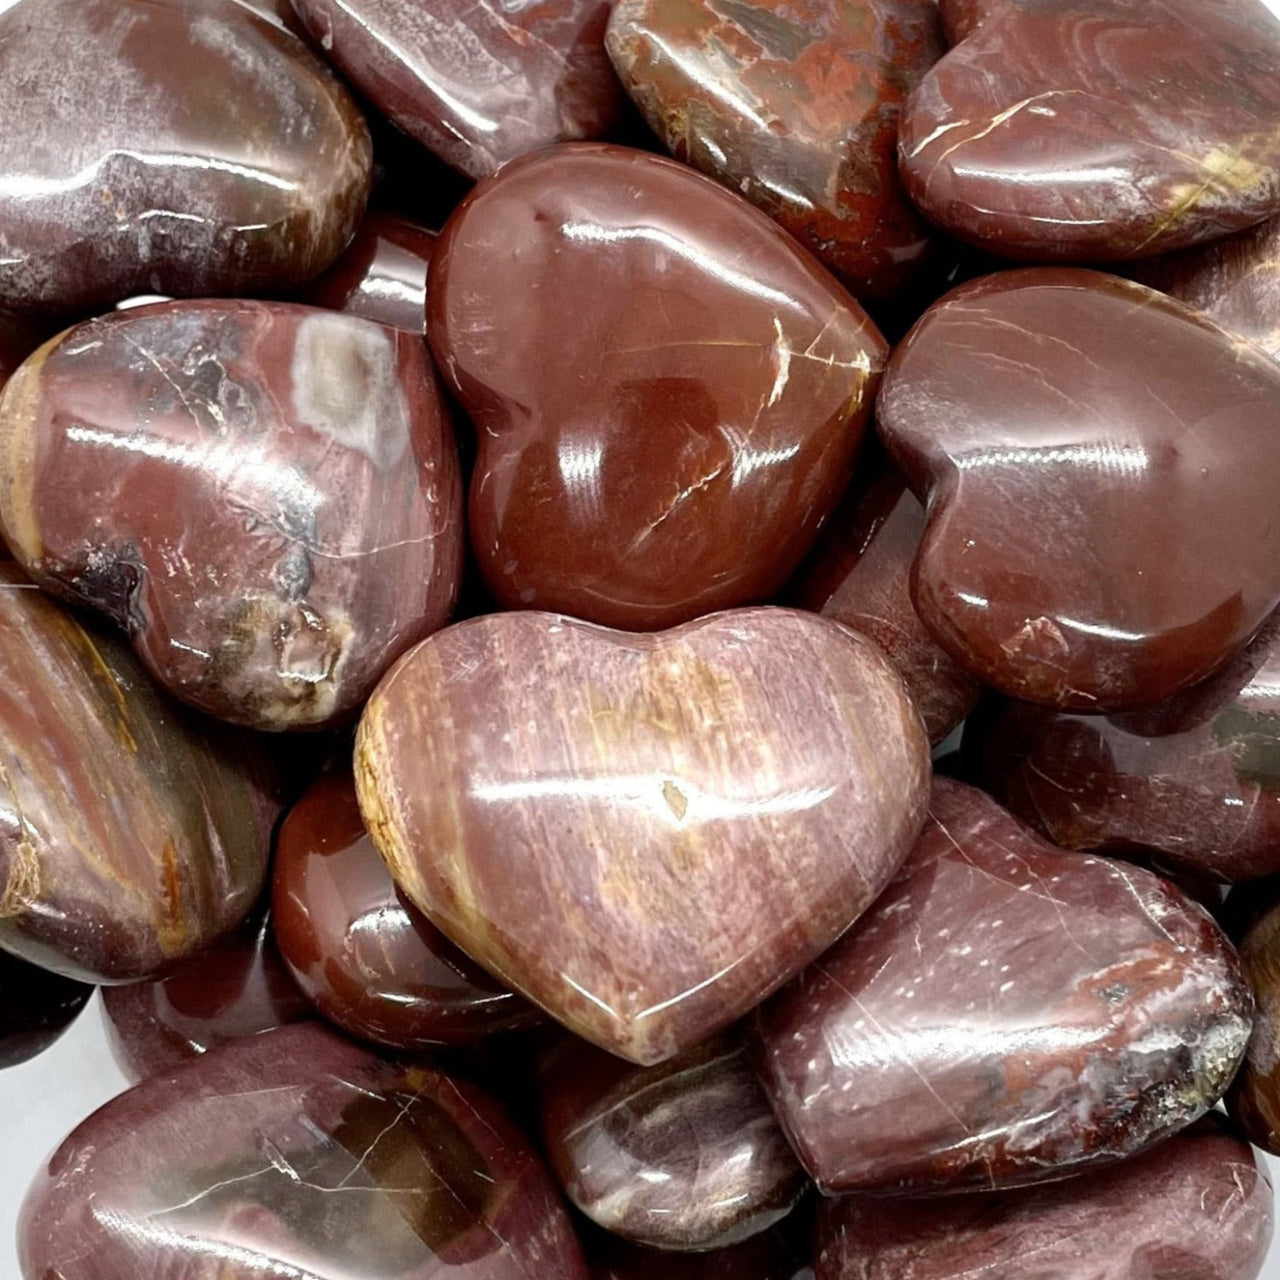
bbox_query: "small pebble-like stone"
[273,772,542,1049]
[541,1032,805,1251]
[18,1022,589,1280]
[0,569,278,984]
[431,144,887,631]
[606,0,944,300]
[0,0,371,315]
[815,1114,1273,1280]
[752,778,1252,1195]
[792,459,980,743]
[901,0,1280,261]
[1230,885,1280,1153]
[0,300,463,731]
[291,0,625,180]
[305,212,436,333]
[355,607,930,1065]
[877,268,1280,710]
[972,611,1280,882]
[101,913,311,1084]
[0,952,92,1069]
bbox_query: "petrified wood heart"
[876,267,1280,711]
[355,607,930,1065]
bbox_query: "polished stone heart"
[901,0,1280,261]
[877,268,1280,711]
[0,0,370,315]
[291,0,624,180]
[972,611,1280,883]
[19,1023,589,1280]
[101,913,311,1084]
[815,1115,1273,1280]
[0,568,278,984]
[355,607,930,1064]
[606,0,944,300]
[752,779,1252,1194]
[792,458,980,743]
[273,772,541,1050]
[0,300,463,731]
[540,1032,804,1250]
[430,143,887,631]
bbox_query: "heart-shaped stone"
[901,0,1280,261]
[429,143,887,631]
[752,778,1252,1194]
[877,268,1280,710]
[605,0,944,301]
[355,607,930,1065]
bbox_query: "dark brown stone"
[0,300,464,731]
[588,1220,812,1279]
[0,951,92,1069]
[877,268,1280,711]
[540,1032,805,1251]
[355,607,930,1064]
[0,0,371,315]
[792,459,981,743]
[0,567,278,984]
[101,912,311,1084]
[430,143,887,631]
[18,1022,590,1279]
[291,0,625,180]
[272,772,542,1050]
[751,779,1252,1195]
[1229,884,1280,1154]
[606,0,944,301]
[901,0,1280,261]
[815,1114,1273,1280]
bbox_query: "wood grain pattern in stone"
[0,0,371,315]
[355,607,930,1065]
[541,1032,805,1251]
[606,0,944,301]
[752,779,1253,1195]
[430,143,887,631]
[291,0,625,181]
[0,567,278,984]
[901,0,1280,261]
[19,1022,590,1280]
[0,300,463,731]
[877,268,1280,710]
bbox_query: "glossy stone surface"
[273,772,541,1049]
[0,569,277,985]
[431,144,887,631]
[588,1222,812,1279]
[291,0,624,181]
[541,1032,805,1250]
[815,1114,1273,1280]
[1229,886,1280,1153]
[356,607,930,1065]
[0,951,92,1069]
[792,460,980,743]
[0,0,371,315]
[877,268,1280,711]
[606,0,943,301]
[305,212,435,334]
[19,1022,589,1280]
[752,778,1252,1195]
[101,913,311,1084]
[972,612,1280,882]
[0,300,463,731]
[900,0,1280,261]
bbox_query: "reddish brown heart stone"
[605,0,944,301]
[751,778,1252,1195]
[901,0,1280,261]
[0,300,463,731]
[815,1114,1273,1280]
[355,607,930,1064]
[877,268,1280,711]
[430,143,887,631]
[0,0,371,315]
[291,0,625,180]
